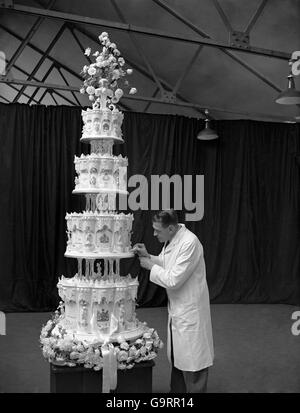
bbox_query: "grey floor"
[0,304,299,393]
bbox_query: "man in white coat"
[132,210,214,393]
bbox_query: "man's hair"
[152,210,178,227]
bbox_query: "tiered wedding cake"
[40,33,162,391]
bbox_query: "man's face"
[152,221,172,243]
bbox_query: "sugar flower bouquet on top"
[80,32,137,107]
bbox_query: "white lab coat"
[150,224,214,371]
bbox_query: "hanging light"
[197,109,218,140]
[275,74,300,105]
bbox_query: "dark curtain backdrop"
[0,103,299,311]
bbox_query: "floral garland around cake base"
[40,302,163,371]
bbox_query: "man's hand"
[139,257,154,271]
[131,243,150,258]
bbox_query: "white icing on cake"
[58,37,147,346]
[56,273,145,343]
[81,106,124,143]
[65,212,133,255]
[74,153,127,193]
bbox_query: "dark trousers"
[170,320,209,393]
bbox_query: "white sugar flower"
[80,34,137,107]
[129,87,137,95]
[115,88,123,99]
[99,78,108,87]
[88,67,96,76]
[86,86,95,94]
[99,32,108,40]
[118,350,128,362]
[120,342,129,350]
[112,69,120,80]
[140,346,147,356]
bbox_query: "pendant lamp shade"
[275,75,300,105]
[197,110,218,140]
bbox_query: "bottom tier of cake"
[56,273,145,343]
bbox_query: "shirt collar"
[165,223,185,249]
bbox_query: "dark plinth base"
[50,360,154,393]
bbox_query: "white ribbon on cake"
[102,343,117,393]
[101,311,119,393]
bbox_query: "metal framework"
[0,0,296,121]
[1,76,295,123]
[0,3,290,59]
[12,23,67,102]
[153,0,282,93]
[4,0,56,78]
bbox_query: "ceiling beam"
[212,0,234,33]
[0,3,290,60]
[244,0,269,34]
[66,24,92,65]
[26,62,56,105]
[153,0,282,93]
[0,23,84,84]
[0,76,295,123]
[7,62,79,106]
[110,0,205,117]
[0,94,10,103]
[12,23,67,102]
[56,65,81,106]
[49,89,58,105]
[111,0,164,94]
[143,87,160,113]
[37,87,49,104]
[4,0,56,77]
[172,46,204,95]
[0,77,78,91]
[5,83,40,104]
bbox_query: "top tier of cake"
[81,106,124,143]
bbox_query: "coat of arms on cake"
[40,32,163,392]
